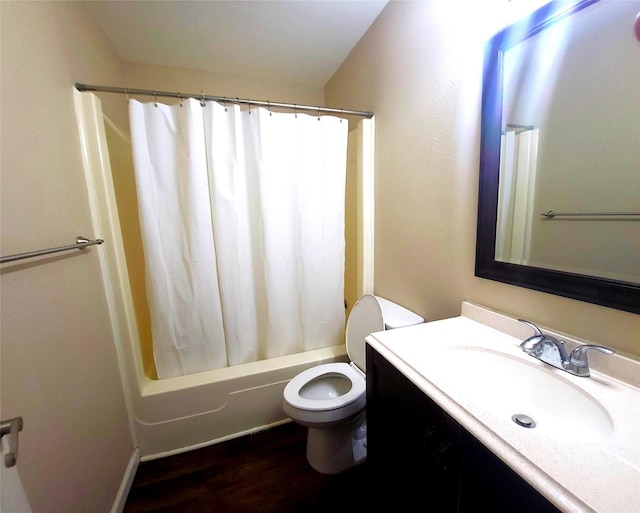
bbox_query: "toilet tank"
[376,296,424,329]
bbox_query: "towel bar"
[0,236,104,264]
[541,210,640,218]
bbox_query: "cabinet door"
[459,430,560,513]
[367,346,461,512]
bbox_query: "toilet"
[282,294,424,474]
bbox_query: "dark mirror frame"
[475,0,640,315]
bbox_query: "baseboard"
[111,449,140,513]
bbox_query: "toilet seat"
[283,362,365,412]
[283,295,384,414]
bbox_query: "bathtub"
[75,90,352,459]
[133,346,347,458]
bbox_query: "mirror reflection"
[495,0,639,284]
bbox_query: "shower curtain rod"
[75,84,374,119]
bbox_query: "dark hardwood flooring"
[123,422,370,513]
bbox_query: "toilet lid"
[346,294,384,372]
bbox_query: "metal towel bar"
[0,236,104,264]
[541,210,640,218]
[1,417,23,468]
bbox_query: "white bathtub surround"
[134,346,348,458]
[366,302,640,513]
[129,100,348,379]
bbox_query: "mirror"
[476,0,640,314]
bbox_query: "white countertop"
[366,302,640,513]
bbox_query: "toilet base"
[305,415,366,474]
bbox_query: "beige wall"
[124,63,325,108]
[0,2,133,512]
[326,0,639,358]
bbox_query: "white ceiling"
[85,0,389,87]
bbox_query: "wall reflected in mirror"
[495,0,640,284]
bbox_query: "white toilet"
[282,294,424,474]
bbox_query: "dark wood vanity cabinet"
[366,345,560,512]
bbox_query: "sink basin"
[428,346,613,443]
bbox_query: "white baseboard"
[111,449,140,513]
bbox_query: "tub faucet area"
[518,319,615,377]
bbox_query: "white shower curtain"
[496,128,539,264]
[129,99,348,379]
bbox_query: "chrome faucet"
[518,319,615,377]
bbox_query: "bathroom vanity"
[366,345,558,512]
[365,302,640,512]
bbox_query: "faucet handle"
[567,344,615,376]
[517,320,569,362]
[518,319,545,353]
[569,344,615,367]
[518,319,542,335]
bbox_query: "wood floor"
[123,422,370,513]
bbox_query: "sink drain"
[512,414,536,428]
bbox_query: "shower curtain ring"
[178,93,183,108]
[125,87,130,103]
[200,91,206,107]
[153,91,158,107]
[294,104,297,118]
[223,97,228,112]
[267,101,272,116]
[340,108,344,123]
[317,106,321,121]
